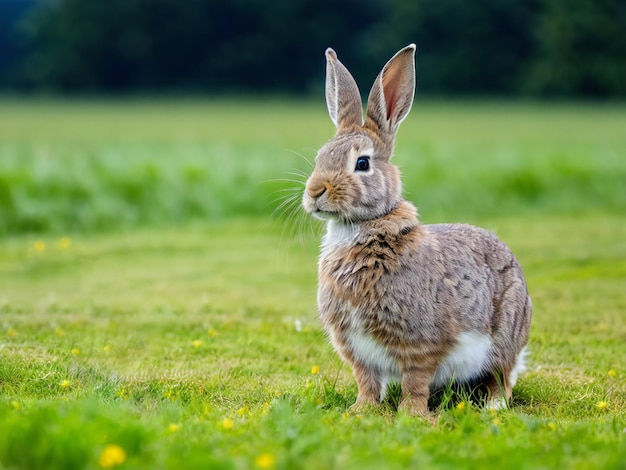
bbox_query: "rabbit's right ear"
[365,44,416,141]
[325,48,363,132]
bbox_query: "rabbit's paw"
[486,396,508,411]
[398,398,437,425]
[349,396,379,414]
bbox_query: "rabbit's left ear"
[365,44,416,138]
[325,48,363,132]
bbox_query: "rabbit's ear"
[325,48,363,132]
[365,44,416,138]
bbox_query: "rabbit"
[301,44,532,418]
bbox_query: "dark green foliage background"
[1,0,625,96]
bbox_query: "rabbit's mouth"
[303,194,342,221]
[312,210,339,221]
[313,210,364,226]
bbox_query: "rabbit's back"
[418,222,529,331]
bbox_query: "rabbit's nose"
[307,181,329,199]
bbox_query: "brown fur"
[302,45,532,418]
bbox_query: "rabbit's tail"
[510,345,529,388]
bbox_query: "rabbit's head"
[303,45,416,223]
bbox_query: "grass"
[0,98,624,234]
[1,98,625,469]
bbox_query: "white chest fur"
[321,220,359,255]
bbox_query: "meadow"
[0,98,625,469]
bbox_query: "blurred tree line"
[0,0,624,97]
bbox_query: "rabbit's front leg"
[399,363,437,419]
[350,363,382,410]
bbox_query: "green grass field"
[1,99,625,469]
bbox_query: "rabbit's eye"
[355,156,370,172]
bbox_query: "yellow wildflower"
[274,390,281,397]
[547,422,557,431]
[60,380,70,388]
[255,452,276,469]
[192,340,202,348]
[597,401,607,411]
[492,418,501,426]
[98,444,126,468]
[456,401,466,411]
[221,417,234,430]
[237,406,249,416]
[167,423,180,433]
[608,369,617,377]
[71,348,80,356]
[103,345,111,354]
[33,240,45,253]
[58,237,72,250]
[311,365,320,375]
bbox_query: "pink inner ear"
[386,89,398,120]
[383,65,404,120]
